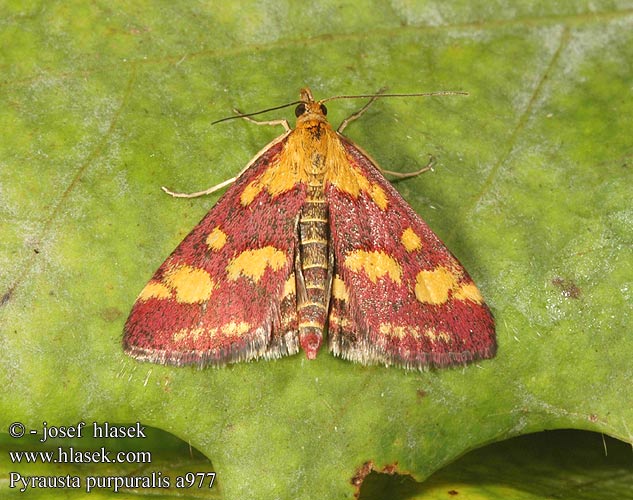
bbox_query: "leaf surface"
[1,1,632,498]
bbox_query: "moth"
[123,88,496,370]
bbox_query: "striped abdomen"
[297,183,331,358]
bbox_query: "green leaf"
[361,430,633,499]
[1,1,632,499]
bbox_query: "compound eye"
[320,103,328,115]
[294,103,307,117]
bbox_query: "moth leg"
[163,109,294,199]
[162,176,237,198]
[382,155,435,180]
[233,108,291,132]
[337,87,387,133]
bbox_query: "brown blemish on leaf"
[552,276,582,299]
[351,460,374,488]
[448,490,459,496]
[382,462,398,474]
[100,307,123,322]
[351,461,403,498]
[1,286,15,307]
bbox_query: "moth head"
[295,87,328,123]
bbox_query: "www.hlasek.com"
[7,421,215,493]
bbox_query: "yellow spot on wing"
[424,328,451,344]
[414,266,459,305]
[172,322,250,343]
[227,246,288,283]
[164,265,216,304]
[369,184,388,210]
[344,250,402,284]
[454,283,483,304]
[378,323,454,344]
[379,323,419,339]
[332,275,349,301]
[138,281,171,301]
[240,181,264,206]
[401,227,422,252]
[221,321,251,336]
[206,227,227,251]
[173,327,207,343]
